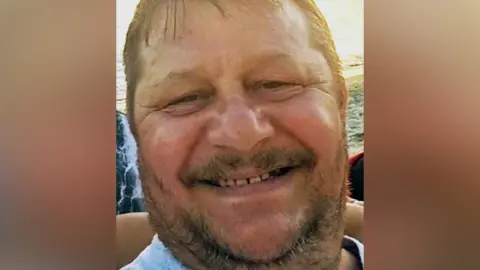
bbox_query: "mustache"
[181,147,317,185]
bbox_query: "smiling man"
[121,0,363,269]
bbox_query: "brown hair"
[123,0,347,130]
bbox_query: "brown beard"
[138,140,349,270]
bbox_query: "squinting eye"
[252,80,304,102]
[257,81,295,90]
[168,94,203,106]
[162,92,212,116]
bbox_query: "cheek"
[271,92,346,197]
[268,91,342,160]
[137,113,204,191]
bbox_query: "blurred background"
[116,0,364,154]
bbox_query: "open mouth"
[197,166,300,188]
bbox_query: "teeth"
[249,176,262,184]
[236,179,248,186]
[216,172,272,188]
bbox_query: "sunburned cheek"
[270,93,342,159]
[138,115,202,191]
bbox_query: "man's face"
[133,0,348,268]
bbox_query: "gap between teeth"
[219,173,270,187]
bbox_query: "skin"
[116,204,363,269]
[131,0,350,269]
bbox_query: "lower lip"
[197,168,304,198]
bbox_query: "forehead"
[136,0,319,89]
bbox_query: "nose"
[207,99,274,151]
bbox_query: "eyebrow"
[244,51,329,84]
[148,52,300,89]
[146,68,206,93]
[160,69,202,86]
[142,51,324,102]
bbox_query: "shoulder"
[116,213,155,269]
[121,235,187,270]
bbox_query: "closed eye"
[250,80,305,102]
[162,92,213,116]
[256,81,296,90]
[167,93,205,106]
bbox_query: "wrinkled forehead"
[137,0,310,59]
[142,0,301,44]
[134,0,319,89]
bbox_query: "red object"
[348,151,364,201]
[349,151,364,166]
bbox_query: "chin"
[208,211,307,262]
